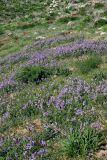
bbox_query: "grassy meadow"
[0,0,107,159]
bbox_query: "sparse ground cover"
[0,0,107,160]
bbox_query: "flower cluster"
[1,38,107,89]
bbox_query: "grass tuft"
[76,55,102,74]
[62,127,103,158]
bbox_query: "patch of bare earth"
[96,150,107,159]
[31,118,42,132]
[11,127,28,136]
[9,93,16,98]
[95,140,107,159]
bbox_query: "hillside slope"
[0,1,107,160]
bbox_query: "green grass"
[76,55,102,74]
[1,1,107,159]
[62,127,103,157]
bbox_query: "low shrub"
[94,3,104,9]
[95,19,107,27]
[62,127,103,157]
[57,16,79,23]
[76,55,102,74]
[16,65,51,83]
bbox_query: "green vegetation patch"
[57,16,79,23]
[62,127,104,158]
[16,65,51,83]
[94,2,104,9]
[95,19,107,27]
[76,55,102,74]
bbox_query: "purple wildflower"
[43,112,49,116]
[91,122,101,129]
[75,109,83,115]
[40,140,46,146]
[2,112,10,119]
